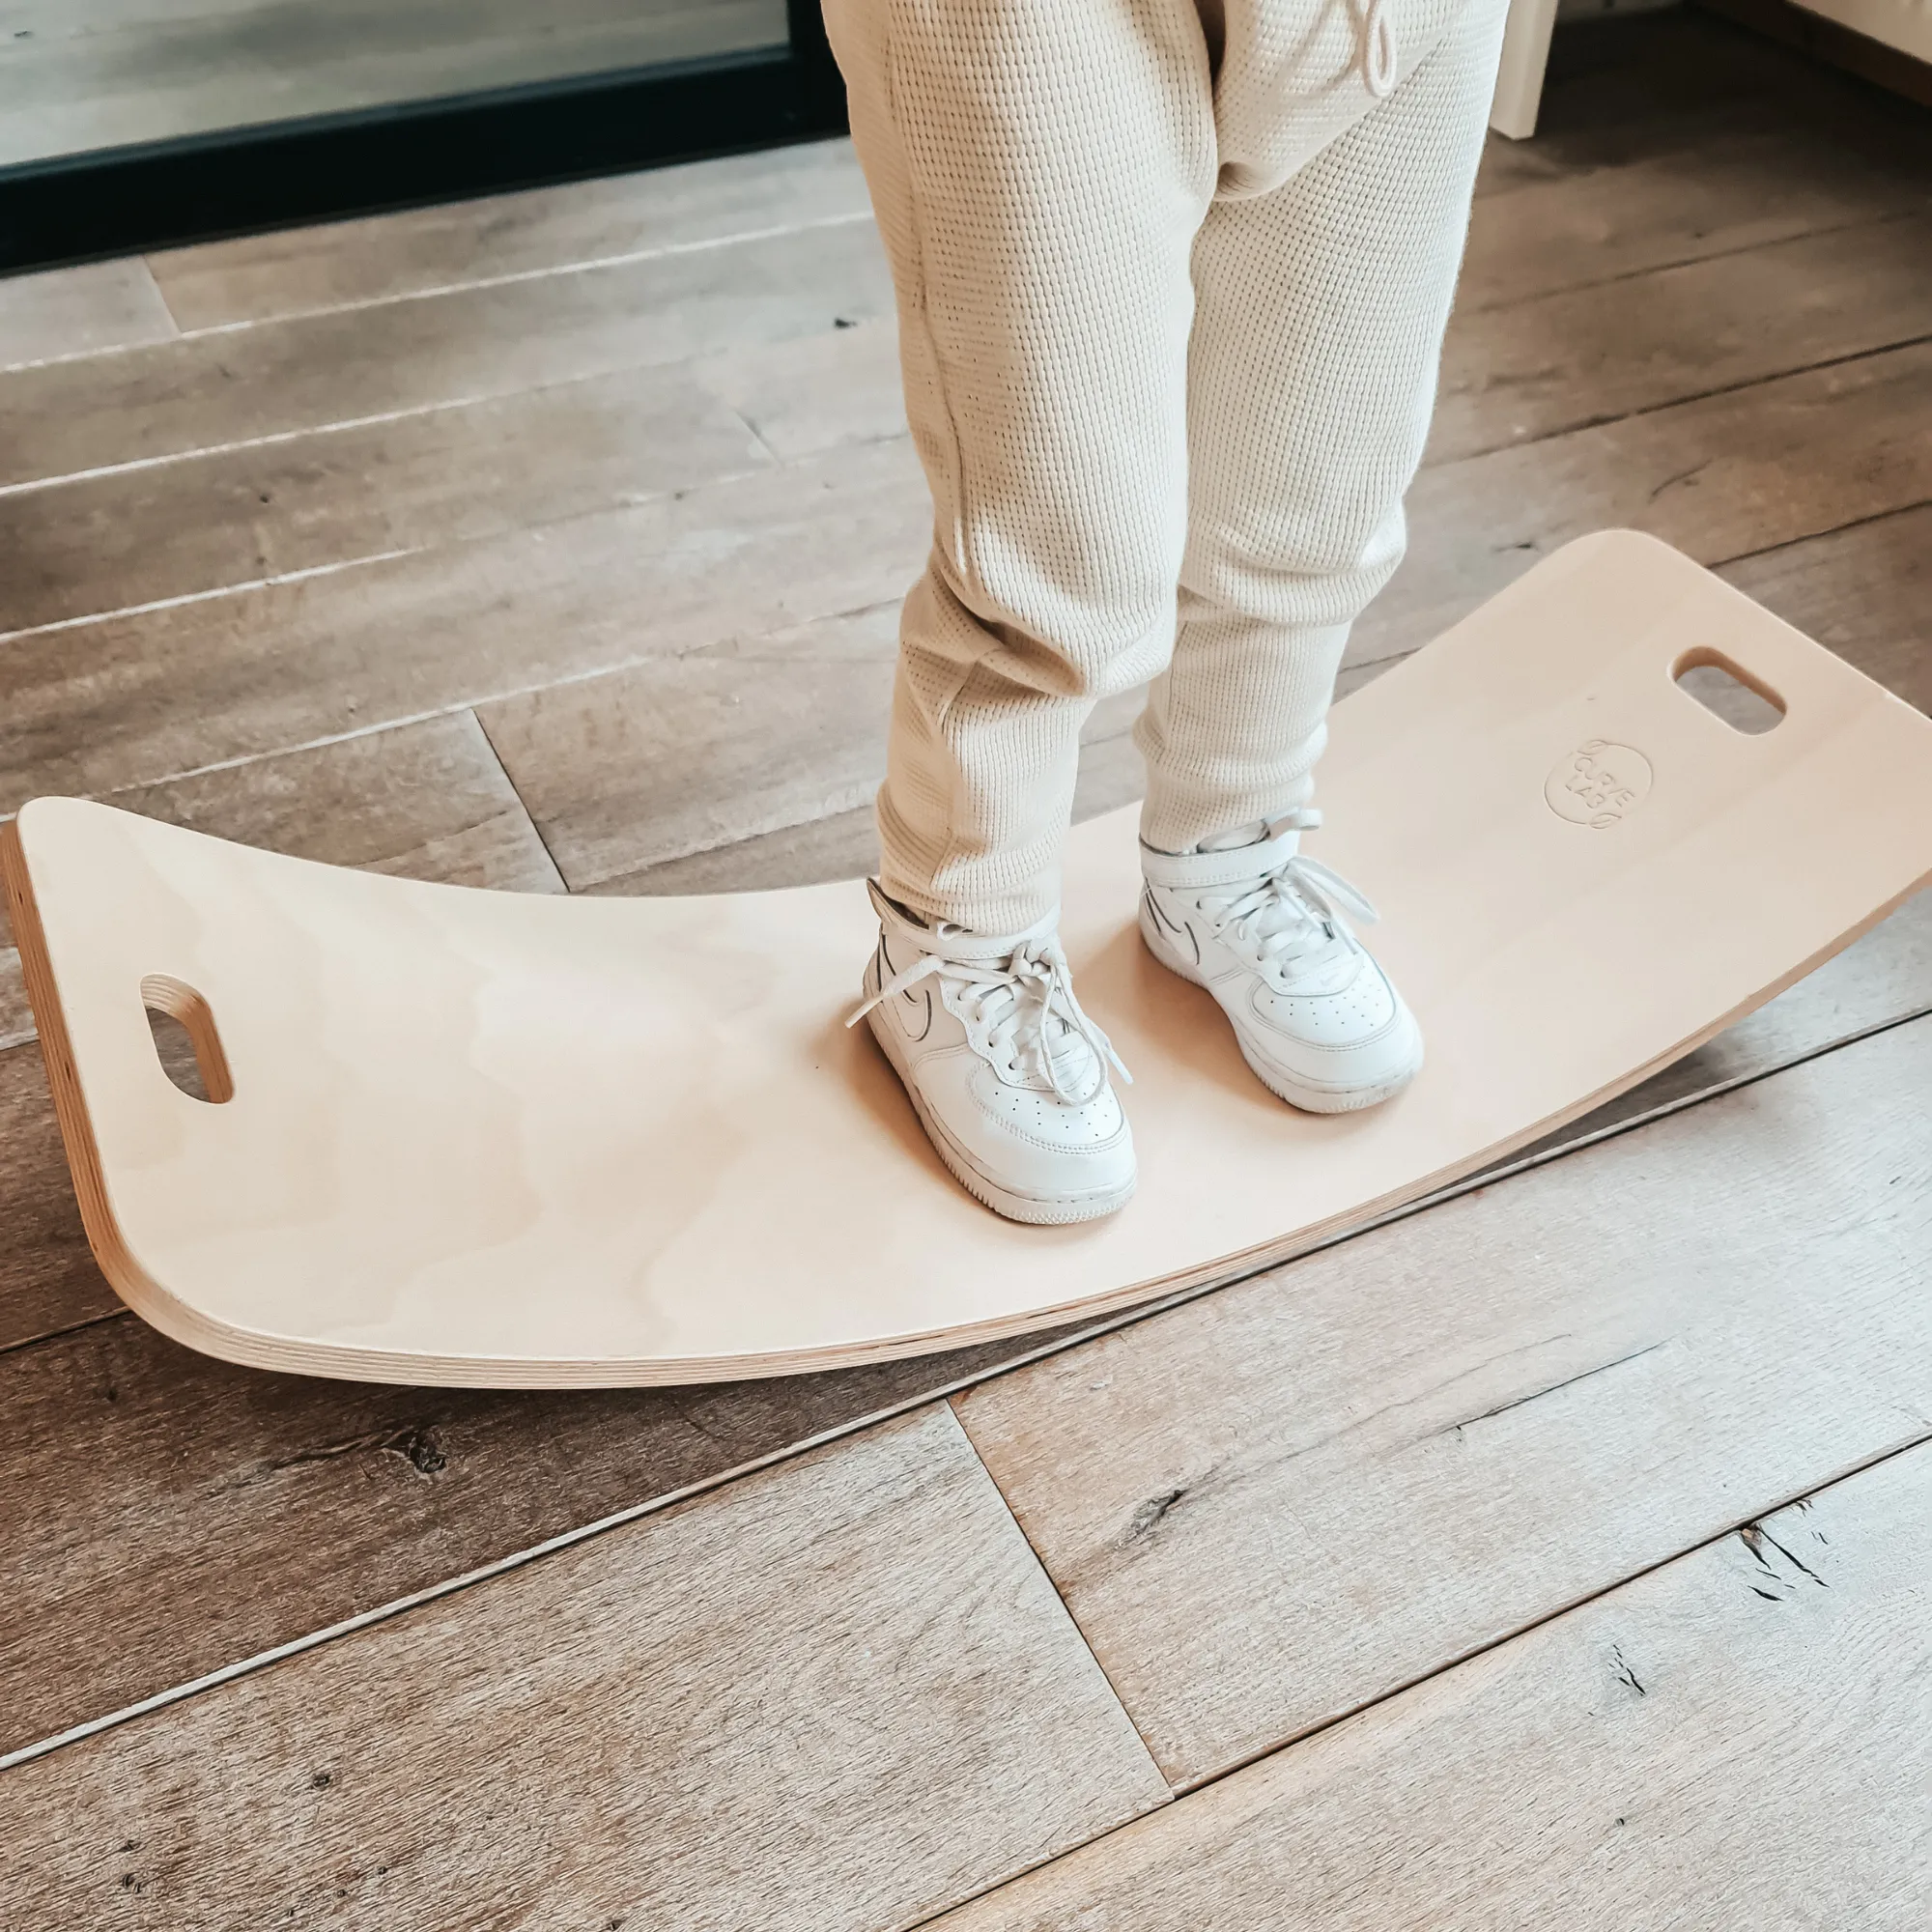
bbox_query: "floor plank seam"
[4,593,903,820]
[0,371,792,502]
[167,208,880,342]
[7,1006,1923,1764]
[469,708,570,895]
[14,410,1916,819]
[1454,206,1923,318]
[0,543,421,643]
[1713,493,1932,571]
[0,207,878,381]
[1445,326,1932,467]
[891,1426,1932,1929]
[140,253,190,342]
[949,1406,1174,1795]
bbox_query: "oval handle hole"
[142,974,234,1105]
[1672,648,1785,736]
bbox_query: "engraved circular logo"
[1545,740,1654,830]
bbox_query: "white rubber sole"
[1139,905,1424,1116]
[860,987,1136,1227]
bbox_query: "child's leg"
[1137,0,1509,852]
[821,0,1218,935]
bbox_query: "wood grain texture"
[0,944,29,1050]
[1428,215,1932,465]
[479,654,895,889]
[692,315,907,464]
[485,641,1148,893]
[1719,504,1932,716]
[0,1044,112,1349]
[1499,5,1932,195]
[0,259,179,370]
[0,437,929,810]
[0,215,893,491]
[1456,122,1928,314]
[10,536,1932,1387]
[146,138,871,331]
[952,1018,1932,1786]
[0,1316,1092,1758]
[103,711,565,895]
[1353,340,1932,669]
[1,362,772,635]
[933,1441,1932,1930]
[0,1406,1169,1931]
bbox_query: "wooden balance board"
[7,532,1931,1388]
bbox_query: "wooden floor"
[2,12,1929,1926]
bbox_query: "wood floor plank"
[934,1442,1932,1930]
[103,711,566,896]
[1719,504,1932,715]
[1460,122,1925,315]
[0,436,930,811]
[0,259,179,370]
[0,214,893,490]
[1352,341,1932,670]
[693,316,907,465]
[1,362,772,635]
[0,942,28,1050]
[0,1045,112,1350]
[147,139,871,331]
[481,654,897,888]
[1429,215,1932,465]
[0,1318,1094,1759]
[4,890,1924,1754]
[34,99,1919,638]
[951,1017,1932,1786]
[68,338,1919,885]
[14,219,1920,804]
[582,687,1151,897]
[1511,6,1932,192]
[1,1406,1169,1931]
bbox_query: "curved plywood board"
[6,533,1931,1387]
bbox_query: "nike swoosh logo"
[1146,891,1201,966]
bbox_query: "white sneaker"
[1139,810,1423,1113]
[848,881,1136,1224]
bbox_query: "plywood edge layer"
[2,818,185,1340]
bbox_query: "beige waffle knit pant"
[822,0,1508,932]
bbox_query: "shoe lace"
[1200,810,1380,989]
[848,938,1130,1105]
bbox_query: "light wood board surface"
[931,1441,1932,1930]
[952,1018,1932,1785]
[1,1405,1170,1930]
[7,534,1931,1386]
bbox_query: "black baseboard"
[0,0,848,275]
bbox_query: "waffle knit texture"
[822,0,1508,931]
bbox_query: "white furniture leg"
[1491,0,1561,136]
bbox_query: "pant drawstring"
[1361,0,1398,97]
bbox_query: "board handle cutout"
[141,974,235,1105]
[1672,647,1785,736]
